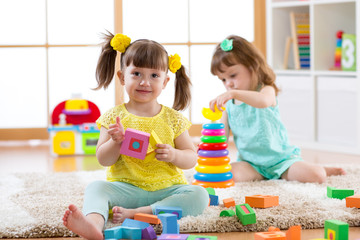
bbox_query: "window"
[0,0,261,139]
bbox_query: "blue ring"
[194,172,233,182]
[202,123,225,130]
[198,149,229,157]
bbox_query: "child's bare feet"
[111,205,153,224]
[325,167,346,176]
[63,204,104,240]
[112,206,137,224]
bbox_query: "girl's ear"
[117,70,125,85]
[162,75,170,89]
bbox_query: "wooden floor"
[1,140,360,240]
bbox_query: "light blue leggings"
[82,180,209,222]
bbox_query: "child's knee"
[85,180,110,195]
[184,186,209,216]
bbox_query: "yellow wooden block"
[147,130,162,154]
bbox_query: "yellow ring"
[195,164,231,173]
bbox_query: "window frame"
[0,0,265,140]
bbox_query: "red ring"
[198,142,228,150]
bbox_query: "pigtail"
[94,31,117,90]
[173,65,192,111]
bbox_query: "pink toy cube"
[120,128,150,160]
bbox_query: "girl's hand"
[209,91,233,112]
[155,144,176,163]
[107,116,125,143]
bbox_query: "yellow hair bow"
[168,54,182,73]
[110,34,131,53]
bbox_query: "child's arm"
[210,85,276,111]
[155,130,197,169]
[96,116,125,166]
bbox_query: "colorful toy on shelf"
[48,98,101,156]
[193,106,235,188]
[332,30,344,70]
[283,11,310,70]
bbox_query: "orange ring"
[192,179,235,188]
[197,156,230,166]
[195,164,231,173]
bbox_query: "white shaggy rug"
[1,165,360,238]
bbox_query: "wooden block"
[134,213,161,224]
[346,195,360,208]
[223,197,235,208]
[245,195,279,208]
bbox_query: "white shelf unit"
[266,0,360,154]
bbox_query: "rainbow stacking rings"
[193,179,235,188]
[200,135,227,143]
[198,142,228,150]
[202,123,225,130]
[197,156,230,166]
[201,129,226,136]
[194,172,233,182]
[198,149,229,158]
[195,164,231,173]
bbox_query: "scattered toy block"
[235,203,256,225]
[104,225,123,239]
[209,194,219,206]
[148,130,162,154]
[324,219,349,240]
[254,231,286,240]
[223,197,235,207]
[269,226,280,232]
[155,206,183,219]
[134,213,161,224]
[187,235,218,240]
[120,128,150,160]
[158,213,179,234]
[245,195,279,208]
[286,225,301,240]
[327,186,354,200]
[121,226,142,240]
[142,225,157,240]
[220,209,235,217]
[122,218,150,229]
[346,195,360,208]
[206,187,216,195]
[157,234,190,240]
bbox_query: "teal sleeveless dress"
[226,100,302,179]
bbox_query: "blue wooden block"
[158,213,179,234]
[209,194,219,206]
[155,206,183,219]
[104,226,123,239]
[121,226,142,240]
[122,218,150,229]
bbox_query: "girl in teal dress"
[209,35,345,183]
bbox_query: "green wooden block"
[324,219,349,240]
[220,209,235,217]
[187,235,218,240]
[205,187,215,195]
[341,33,356,71]
[235,203,256,225]
[327,186,354,200]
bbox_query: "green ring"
[200,135,227,143]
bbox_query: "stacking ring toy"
[201,129,225,136]
[200,135,227,143]
[195,164,231,173]
[198,149,229,158]
[194,172,233,182]
[197,156,230,166]
[202,107,225,121]
[193,179,235,188]
[202,123,225,130]
[199,142,228,151]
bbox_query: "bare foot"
[112,206,137,224]
[325,167,346,176]
[63,204,104,240]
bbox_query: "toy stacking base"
[193,179,235,188]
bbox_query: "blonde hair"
[211,35,279,95]
[95,31,192,111]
